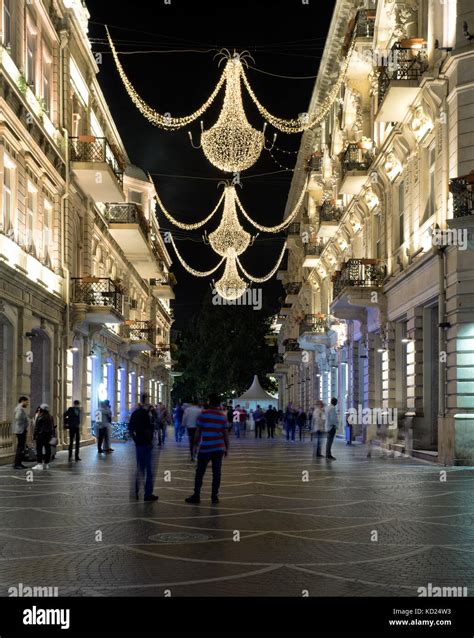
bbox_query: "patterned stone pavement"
[0,431,473,597]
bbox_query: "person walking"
[64,400,82,462]
[173,402,184,442]
[325,397,339,460]
[239,405,247,437]
[32,404,55,470]
[155,401,170,446]
[284,403,296,441]
[129,394,158,502]
[296,408,307,441]
[182,399,201,461]
[232,405,241,439]
[96,401,112,454]
[185,393,229,505]
[312,400,326,458]
[265,406,277,439]
[253,405,265,439]
[12,396,29,469]
[103,399,114,453]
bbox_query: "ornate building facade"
[274,0,474,465]
[0,0,174,459]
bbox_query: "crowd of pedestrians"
[10,391,343,505]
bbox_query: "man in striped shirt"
[185,393,229,505]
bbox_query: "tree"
[171,291,277,402]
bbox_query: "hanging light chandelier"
[208,185,251,256]
[214,248,248,300]
[107,29,355,172]
[168,234,288,301]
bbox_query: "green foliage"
[17,73,28,96]
[172,291,277,402]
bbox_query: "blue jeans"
[174,422,183,442]
[234,422,240,438]
[286,423,296,441]
[135,445,153,498]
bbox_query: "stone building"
[0,0,174,459]
[274,0,474,464]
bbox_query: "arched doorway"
[30,329,51,413]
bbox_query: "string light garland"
[155,189,224,230]
[107,30,355,169]
[234,178,307,232]
[168,233,225,276]
[236,242,288,283]
[154,180,306,235]
[106,26,226,129]
[208,185,251,256]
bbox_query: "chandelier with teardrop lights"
[168,234,287,301]
[107,28,355,172]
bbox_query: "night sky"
[86,0,335,329]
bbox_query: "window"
[41,45,52,114]
[129,190,143,205]
[423,142,436,222]
[398,180,405,246]
[2,157,14,233]
[69,57,89,106]
[26,27,37,88]
[90,111,104,138]
[26,185,37,250]
[374,213,381,259]
[43,199,53,260]
[3,0,11,48]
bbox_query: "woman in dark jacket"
[32,404,55,470]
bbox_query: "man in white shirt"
[325,397,339,460]
[182,399,202,462]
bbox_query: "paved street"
[0,433,473,597]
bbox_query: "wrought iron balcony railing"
[354,9,376,38]
[71,277,123,314]
[284,282,302,296]
[123,320,155,343]
[304,243,325,257]
[307,153,323,172]
[341,143,374,178]
[287,222,301,236]
[450,175,474,218]
[300,314,328,334]
[377,45,428,107]
[69,136,124,184]
[333,259,386,299]
[283,338,301,352]
[319,202,343,223]
[105,203,149,237]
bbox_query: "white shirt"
[182,405,201,429]
[325,405,338,432]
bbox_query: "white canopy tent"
[233,375,278,411]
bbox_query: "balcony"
[302,242,325,268]
[298,314,331,350]
[150,276,175,300]
[284,282,301,304]
[450,174,474,218]
[69,136,125,202]
[276,251,289,281]
[283,338,303,364]
[340,143,374,195]
[279,304,292,317]
[286,222,301,247]
[331,259,386,318]
[376,44,428,123]
[122,320,155,352]
[71,277,124,325]
[307,153,324,201]
[318,202,343,238]
[344,10,376,79]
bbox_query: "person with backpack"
[64,400,82,462]
[32,404,55,470]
